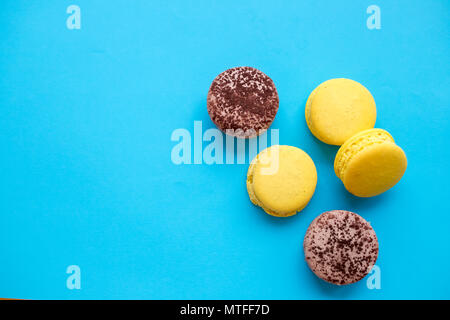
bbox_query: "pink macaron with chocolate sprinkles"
[303,210,379,285]
[207,66,279,138]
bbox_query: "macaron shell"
[306,78,376,145]
[303,210,379,285]
[248,145,317,217]
[342,142,407,197]
[207,66,279,138]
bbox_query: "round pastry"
[207,66,279,138]
[246,145,317,217]
[303,210,379,285]
[305,78,377,145]
[334,128,407,197]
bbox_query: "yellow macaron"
[305,78,377,145]
[247,145,317,217]
[334,128,407,197]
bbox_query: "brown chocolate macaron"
[303,210,379,285]
[207,66,279,138]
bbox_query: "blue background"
[0,0,449,299]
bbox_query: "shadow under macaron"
[337,181,396,216]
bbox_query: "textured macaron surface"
[246,145,317,217]
[207,67,279,138]
[334,129,407,197]
[304,210,379,285]
[305,78,376,145]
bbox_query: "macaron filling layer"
[334,129,394,180]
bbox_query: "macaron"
[305,78,377,145]
[304,210,379,285]
[207,67,279,138]
[246,145,317,217]
[334,128,407,197]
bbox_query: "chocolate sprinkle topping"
[207,67,279,138]
[303,210,379,285]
